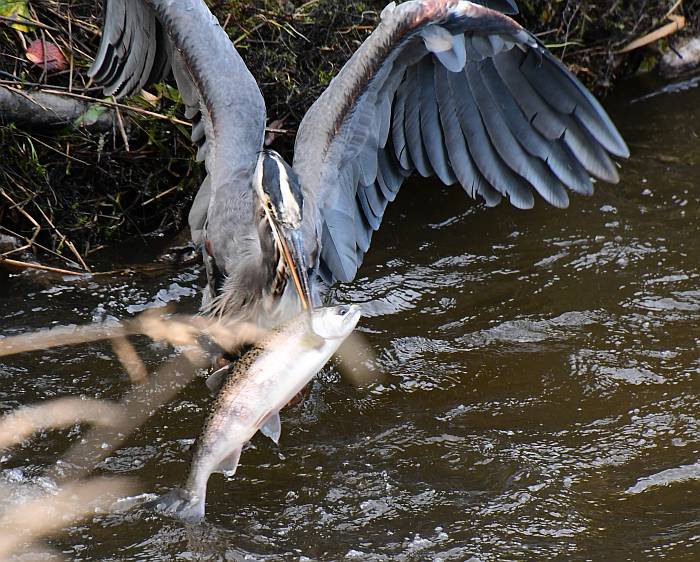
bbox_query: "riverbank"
[0,0,697,271]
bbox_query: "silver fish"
[148,304,361,520]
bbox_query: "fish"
[147,304,362,521]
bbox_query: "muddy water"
[1,75,699,561]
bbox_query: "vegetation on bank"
[0,0,697,271]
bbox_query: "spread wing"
[88,0,266,248]
[292,0,629,285]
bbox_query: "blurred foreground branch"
[0,308,268,557]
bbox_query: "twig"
[0,311,265,359]
[617,15,686,54]
[0,321,128,357]
[0,256,87,276]
[32,203,91,271]
[0,14,58,31]
[0,189,41,244]
[67,8,74,93]
[40,88,191,126]
[0,225,82,269]
[114,103,131,152]
[0,478,135,560]
[665,0,684,20]
[111,336,148,384]
[0,75,102,92]
[141,184,179,206]
[0,398,125,450]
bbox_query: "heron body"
[90,0,629,326]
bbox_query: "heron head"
[253,150,312,310]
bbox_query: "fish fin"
[300,329,325,350]
[260,412,282,444]
[215,448,241,477]
[205,366,229,394]
[143,488,205,522]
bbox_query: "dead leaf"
[26,39,68,72]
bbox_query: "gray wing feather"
[357,185,382,230]
[478,58,593,195]
[470,34,496,59]
[377,145,404,202]
[435,64,501,205]
[521,50,628,157]
[403,66,432,177]
[491,50,568,140]
[354,205,373,254]
[560,116,620,183]
[91,0,266,303]
[419,59,456,185]
[294,0,628,286]
[88,0,169,98]
[392,77,413,171]
[450,66,535,209]
[365,181,389,222]
[467,62,569,208]
[322,209,357,283]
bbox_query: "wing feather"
[377,144,405,202]
[354,205,373,254]
[403,65,433,177]
[451,66,535,209]
[478,58,593,195]
[467,62,569,208]
[91,0,267,306]
[435,64,501,205]
[391,74,413,171]
[521,50,629,157]
[321,209,358,283]
[491,49,567,140]
[419,59,456,185]
[293,0,628,286]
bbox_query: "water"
[1,75,699,560]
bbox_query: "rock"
[0,234,22,289]
[0,234,22,254]
[660,36,700,77]
[155,228,200,266]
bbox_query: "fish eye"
[337,305,350,316]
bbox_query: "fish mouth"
[335,304,362,334]
[340,304,362,328]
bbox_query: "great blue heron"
[90,0,628,326]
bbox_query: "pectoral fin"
[205,366,229,394]
[215,448,241,477]
[260,412,281,444]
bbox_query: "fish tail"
[143,488,205,521]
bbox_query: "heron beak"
[287,229,313,310]
[279,228,312,311]
[262,205,312,311]
[264,219,309,312]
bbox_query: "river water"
[1,74,699,560]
